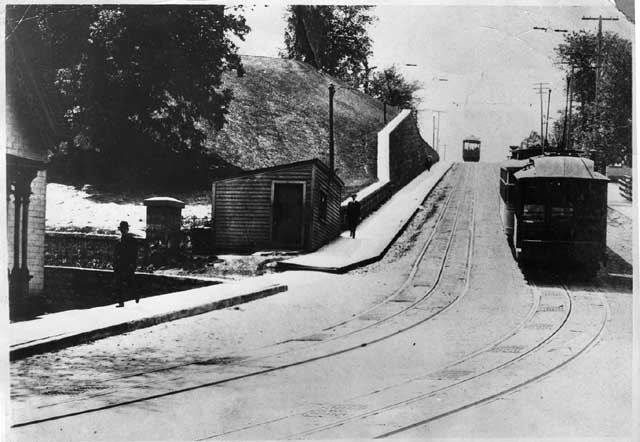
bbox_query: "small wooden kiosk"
[211,159,343,252]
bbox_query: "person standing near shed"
[346,194,361,239]
[113,221,138,307]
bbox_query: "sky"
[235,0,634,162]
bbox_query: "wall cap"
[143,197,185,208]
[45,231,119,239]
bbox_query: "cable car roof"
[514,156,608,180]
[500,159,530,169]
[463,135,481,143]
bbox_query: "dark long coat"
[113,233,137,275]
[346,200,361,226]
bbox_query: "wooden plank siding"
[310,164,343,250]
[212,160,343,252]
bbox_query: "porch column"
[7,165,38,301]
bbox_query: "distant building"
[211,159,343,252]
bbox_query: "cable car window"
[551,206,574,220]
[522,182,543,204]
[523,204,544,222]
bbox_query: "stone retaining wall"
[389,111,439,191]
[45,231,147,269]
[40,266,218,314]
[340,110,438,228]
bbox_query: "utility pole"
[567,66,575,150]
[545,88,552,147]
[582,15,618,172]
[537,83,545,150]
[432,114,436,150]
[559,64,576,151]
[531,26,568,151]
[436,110,443,152]
[533,82,550,153]
[328,83,335,173]
[430,110,445,153]
[562,71,571,150]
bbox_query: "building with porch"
[6,19,60,317]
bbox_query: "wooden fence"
[619,175,632,201]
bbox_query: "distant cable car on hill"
[462,136,480,162]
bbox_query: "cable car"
[508,155,608,271]
[462,136,481,162]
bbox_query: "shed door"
[272,183,304,248]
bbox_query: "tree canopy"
[367,65,422,109]
[6,5,249,188]
[519,131,543,148]
[283,5,376,88]
[554,30,632,165]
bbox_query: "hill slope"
[207,55,396,191]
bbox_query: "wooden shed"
[211,159,344,252]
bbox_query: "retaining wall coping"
[46,231,120,239]
[344,109,412,205]
[378,109,412,137]
[376,109,412,183]
[341,180,388,207]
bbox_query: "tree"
[367,65,422,109]
[555,30,632,165]
[520,131,543,148]
[283,6,375,88]
[7,5,249,188]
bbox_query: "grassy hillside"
[207,55,396,192]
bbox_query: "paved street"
[10,163,633,440]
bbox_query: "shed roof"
[143,197,185,208]
[211,158,345,186]
[514,156,608,181]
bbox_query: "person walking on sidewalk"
[346,194,361,239]
[113,221,138,307]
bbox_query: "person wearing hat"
[113,221,138,307]
[346,194,361,239]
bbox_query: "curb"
[10,283,287,361]
[278,162,454,274]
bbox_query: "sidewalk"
[10,276,287,360]
[278,161,453,272]
[607,182,633,219]
[10,162,453,360]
